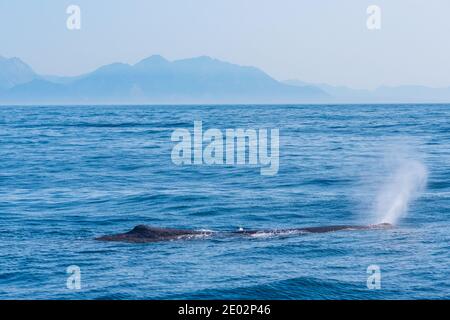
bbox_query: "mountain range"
[0,55,326,104]
[1,54,450,104]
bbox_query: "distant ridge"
[285,79,450,103]
[0,55,328,104]
[2,54,450,104]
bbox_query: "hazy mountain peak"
[135,54,169,66]
[174,55,221,65]
[0,55,36,89]
[191,55,214,61]
[0,56,33,69]
[90,62,132,75]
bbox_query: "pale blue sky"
[1,0,450,89]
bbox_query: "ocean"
[0,104,449,299]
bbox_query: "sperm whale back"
[96,225,206,242]
[96,223,392,243]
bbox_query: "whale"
[95,223,393,243]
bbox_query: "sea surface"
[0,104,449,299]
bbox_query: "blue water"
[0,104,449,299]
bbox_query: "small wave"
[163,276,383,300]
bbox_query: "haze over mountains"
[1,54,450,104]
[0,56,36,90]
[0,55,326,104]
[285,80,450,103]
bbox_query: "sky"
[1,0,450,89]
